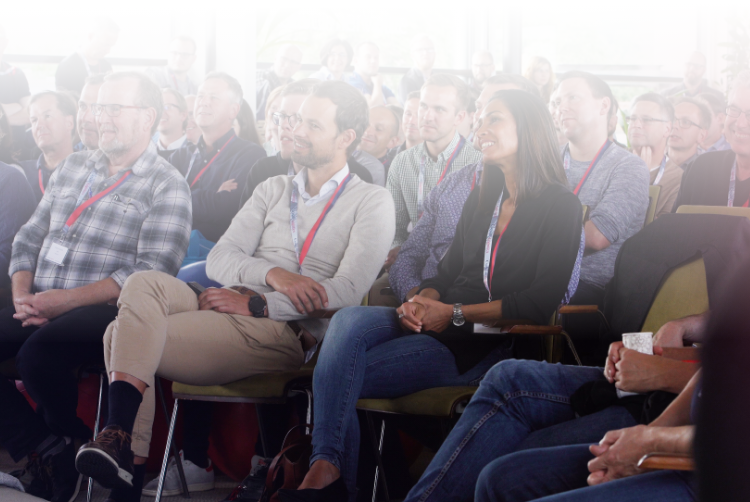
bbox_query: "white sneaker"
[142,450,215,497]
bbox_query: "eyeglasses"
[672,117,701,129]
[726,105,750,119]
[92,104,147,117]
[272,112,300,128]
[626,115,669,125]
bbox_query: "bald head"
[360,106,400,158]
[273,45,303,80]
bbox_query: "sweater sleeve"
[501,192,583,324]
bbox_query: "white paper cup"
[617,332,654,398]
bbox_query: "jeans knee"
[481,359,549,396]
[321,306,383,355]
[475,457,516,502]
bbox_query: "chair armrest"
[507,325,563,335]
[659,347,700,362]
[558,305,599,314]
[637,453,695,471]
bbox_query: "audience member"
[155,88,188,159]
[75,81,395,502]
[662,51,720,98]
[345,42,398,107]
[145,36,198,96]
[402,311,706,501]
[261,85,285,155]
[458,88,478,139]
[290,89,583,501]
[184,95,200,145]
[549,88,568,146]
[349,149,386,187]
[398,90,422,153]
[55,19,119,95]
[358,105,401,172]
[697,91,731,153]
[673,71,750,209]
[469,50,495,92]
[308,39,353,81]
[0,71,192,502]
[399,35,436,103]
[168,72,265,243]
[385,74,480,270]
[552,71,649,314]
[233,99,262,145]
[256,45,302,120]
[19,91,77,203]
[0,161,35,289]
[76,74,105,150]
[385,104,405,155]
[667,96,710,170]
[523,56,555,103]
[627,93,683,218]
[0,25,31,127]
[384,74,540,306]
[240,78,373,207]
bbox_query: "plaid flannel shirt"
[10,142,192,292]
[386,132,481,248]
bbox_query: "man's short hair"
[633,92,675,122]
[673,96,712,129]
[29,91,78,138]
[203,71,243,104]
[103,71,163,134]
[83,73,106,87]
[422,73,471,112]
[172,35,196,54]
[281,78,319,98]
[558,70,614,113]
[484,73,541,98]
[320,38,353,67]
[310,80,369,155]
[406,90,420,102]
[697,92,726,115]
[163,87,189,129]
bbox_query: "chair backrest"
[176,260,223,288]
[676,205,750,220]
[640,256,709,334]
[645,185,661,226]
[581,204,589,224]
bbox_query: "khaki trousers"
[367,273,401,308]
[103,271,304,457]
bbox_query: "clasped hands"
[14,290,74,327]
[396,294,453,334]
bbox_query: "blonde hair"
[523,56,556,104]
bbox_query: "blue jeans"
[310,307,512,499]
[403,359,638,502]
[475,444,695,502]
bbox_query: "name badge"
[44,242,69,266]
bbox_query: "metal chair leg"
[366,412,390,502]
[156,398,180,502]
[87,371,105,502]
[156,380,190,498]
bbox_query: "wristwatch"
[452,303,465,327]
[248,295,268,318]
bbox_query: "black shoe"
[49,440,84,502]
[75,426,135,490]
[19,453,53,500]
[277,477,348,502]
[223,456,270,501]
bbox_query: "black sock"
[106,381,143,436]
[108,464,146,502]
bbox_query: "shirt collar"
[198,128,236,154]
[292,163,350,202]
[158,134,187,152]
[86,141,161,177]
[421,131,461,164]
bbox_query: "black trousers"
[0,304,117,462]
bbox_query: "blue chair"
[176,260,222,288]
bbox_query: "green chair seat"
[172,368,314,403]
[356,386,477,418]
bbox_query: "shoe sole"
[142,481,215,497]
[75,448,133,490]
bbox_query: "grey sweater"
[567,143,649,288]
[206,173,395,341]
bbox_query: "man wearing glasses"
[0,71,191,502]
[155,88,189,160]
[626,93,683,218]
[667,96,711,170]
[240,79,372,207]
[674,71,750,211]
[145,37,198,96]
[168,72,266,243]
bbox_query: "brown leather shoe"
[74,426,134,490]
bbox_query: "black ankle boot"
[277,476,348,502]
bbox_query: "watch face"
[453,316,465,327]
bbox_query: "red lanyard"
[190,136,235,187]
[437,137,466,185]
[564,141,611,196]
[488,220,511,295]
[64,171,132,232]
[38,169,45,195]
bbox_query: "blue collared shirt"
[345,72,396,105]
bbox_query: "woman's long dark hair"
[479,89,567,207]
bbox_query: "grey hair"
[203,71,243,104]
[103,71,163,134]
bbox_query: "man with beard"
[0,71,191,502]
[662,52,722,99]
[75,80,395,502]
[76,74,105,150]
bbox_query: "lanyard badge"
[652,156,667,186]
[482,188,512,302]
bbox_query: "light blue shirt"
[292,164,350,206]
